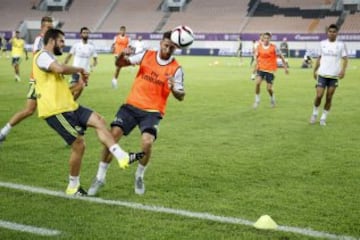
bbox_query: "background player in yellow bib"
[9,30,28,81]
[0,16,53,146]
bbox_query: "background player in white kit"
[64,27,98,99]
[132,35,147,54]
[310,24,348,126]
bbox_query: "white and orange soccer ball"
[170,25,194,48]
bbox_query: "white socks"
[136,164,147,179]
[0,123,12,136]
[96,162,109,181]
[255,94,260,103]
[270,95,275,102]
[320,110,329,121]
[109,144,127,161]
[68,175,80,188]
[313,106,319,116]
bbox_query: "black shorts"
[26,81,36,100]
[12,57,20,65]
[45,106,93,145]
[111,104,162,139]
[257,70,275,84]
[316,76,338,88]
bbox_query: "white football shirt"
[317,39,347,78]
[69,41,97,73]
[33,35,44,53]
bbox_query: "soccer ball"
[170,25,194,48]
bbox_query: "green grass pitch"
[0,54,359,239]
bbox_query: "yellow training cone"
[253,215,278,230]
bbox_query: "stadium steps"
[153,11,172,32]
[308,19,320,33]
[93,0,119,32]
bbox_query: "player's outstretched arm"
[49,60,85,76]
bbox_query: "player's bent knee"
[72,137,86,151]
[142,131,155,147]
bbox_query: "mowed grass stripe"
[0,181,357,240]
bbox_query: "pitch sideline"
[0,181,357,240]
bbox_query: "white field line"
[0,181,358,240]
[0,220,61,236]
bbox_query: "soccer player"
[280,37,289,58]
[301,50,313,68]
[310,24,348,126]
[0,34,10,58]
[133,35,146,54]
[88,30,185,196]
[9,30,28,81]
[64,27,98,99]
[253,32,288,109]
[236,36,242,64]
[111,26,131,88]
[33,28,144,195]
[0,16,53,145]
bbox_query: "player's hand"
[80,71,89,86]
[313,72,317,80]
[112,79,118,89]
[338,70,345,79]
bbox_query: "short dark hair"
[327,24,338,31]
[41,16,53,23]
[163,30,172,40]
[80,27,90,33]
[120,26,126,30]
[43,28,64,45]
[263,32,272,37]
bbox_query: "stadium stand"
[0,0,358,35]
[340,12,360,33]
[51,0,114,32]
[263,0,334,9]
[243,0,341,33]
[242,15,338,33]
[162,0,249,33]
[99,0,164,32]
[0,0,45,30]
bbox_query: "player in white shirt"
[310,24,348,126]
[64,27,98,99]
[132,35,147,54]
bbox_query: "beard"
[82,36,88,42]
[54,44,62,56]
